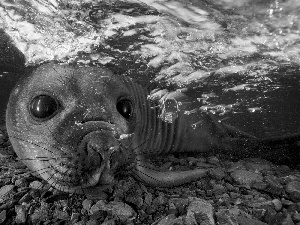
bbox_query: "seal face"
[6,63,137,193]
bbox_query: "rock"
[53,209,69,221]
[268,212,294,225]
[86,219,98,225]
[272,199,283,211]
[186,197,215,225]
[29,181,44,190]
[237,215,268,225]
[74,221,86,225]
[215,209,238,225]
[70,212,80,223]
[210,168,226,180]
[264,176,284,195]
[15,205,27,224]
[155,214,184,225]
[251,181,268,191]
[207,156,220,165]
[91,200,136,222]
[30,202,52,224]
[212,184,226,196]
[14,178,28,188]
[230,170,263,186]
[286,181,300,202]
[169,198,189,216]
[245,159,272,172]
[0,210,6,224]
[292,211,300,222]
[0,185,15,203]
[82,199,93,211]
[18,192,33,204]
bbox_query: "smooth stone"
[230,170,263,186]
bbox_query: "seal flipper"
[133,155,208,187]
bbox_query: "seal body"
[6,63,300,193]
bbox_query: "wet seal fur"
[6,63,300,194]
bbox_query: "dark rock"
[70,212,80,223]
[0,185,15,204]
[53,209,70,221]
[215,208,238,225]
[92,200,136,222]
[210,168,226,180]
[230,170,263,186]
[207,156,220,165]
[264,175,284,195]
[286,181,300,202]
[86,219,98,225]
[268,212,294,225]
[186,197,215,225]
[0,210,6,224]
[29,181,44,190]
[30,202,52,224]
[237,215,268,225]
[272,199,283,211]
[15,205,27,224]
[82,199,93,211]
[155,214,184,225]
[251,182,268,191]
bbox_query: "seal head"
[6,63,136,193]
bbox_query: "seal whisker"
[10,134,70,157]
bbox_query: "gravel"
[1,125,300,225]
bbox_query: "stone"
[230,170,263,186]
[70,212,80,223]
[155,214,184,225]
[210,168,226,180]
[237,215,268,225]
[0,185,15,203]
[92,200,136,222]
[215,208,238,225]
[186,197,215,225]
[29,181,44,190]
[15,205,27,224]
[0,210,6,224]
[82,199,93,211]
[286,181,300,202]
[272,199,283,211]
[268,212,294,225]
[30,202,52,224]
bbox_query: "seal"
[6,63,300,194]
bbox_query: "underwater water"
[0,0,300,137]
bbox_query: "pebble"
[30,202,52,224]
[230,170,263,186]
[15,205,27,224]
[237,214,268,225]
[82,199,93,211]
[0,185,15,203]
[207,156,220,165]
[70,212,80,223]
[186,197,215,225]
[286,181,300,202]
[2,123,300,225]
[92,200,136,222]
[156,214,183,225]
[0,210,6,223]
[29,181,44,190]
[272,199,283,211]
[210,167,226,180]
[264,175,284,195]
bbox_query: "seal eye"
[30,95,59,120]
[116,99,133,119]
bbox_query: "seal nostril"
[85,143,103,169]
